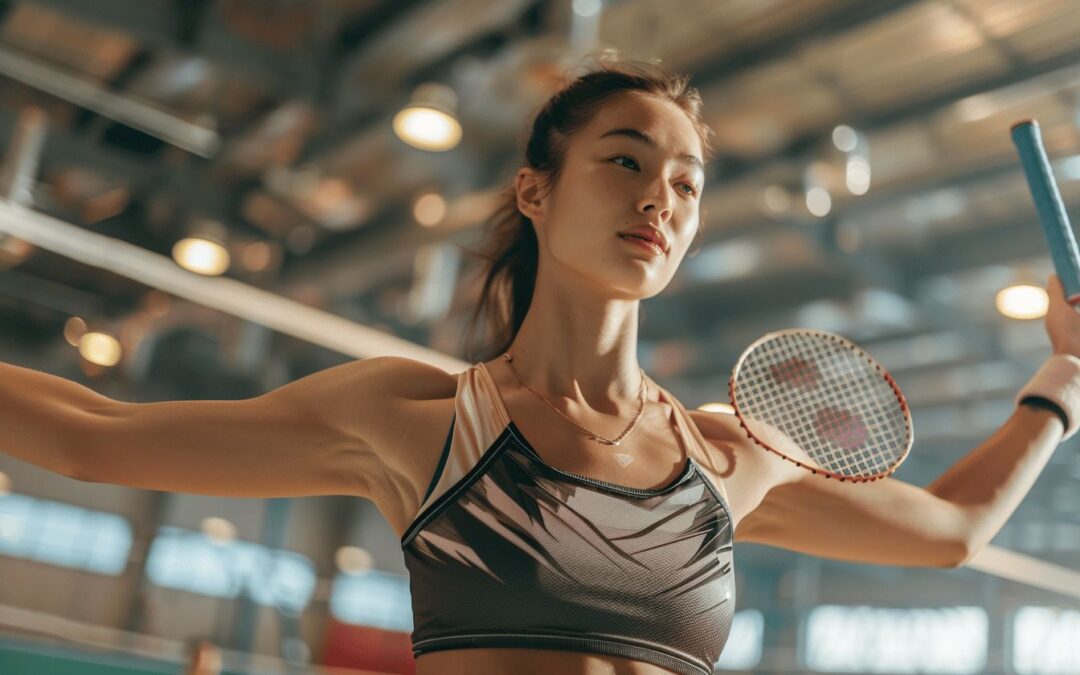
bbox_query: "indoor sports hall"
[1,1,1080,674]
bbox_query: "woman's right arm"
[0,355,433,500]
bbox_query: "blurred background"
[0,0,1079,673]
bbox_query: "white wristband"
[1014,353,1080,442]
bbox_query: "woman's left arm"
[924,403,1065,557]
[731,275,1080,568]
[926,273,1079,562]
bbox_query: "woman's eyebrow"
[597,127,703,174]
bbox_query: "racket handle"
[1010,119,1080,305]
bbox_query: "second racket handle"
[1010,119,1080,304]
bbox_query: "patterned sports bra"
[400,362,736,675]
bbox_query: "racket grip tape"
[1010,119,1080,304]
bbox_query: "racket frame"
[727,328,914,483]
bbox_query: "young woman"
[3,60,1079,675]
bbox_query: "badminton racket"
[728,328,913,482]
[1010,119,1080,304]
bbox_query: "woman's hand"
[1044,274,1080,358]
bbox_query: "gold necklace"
[501,352,646,447]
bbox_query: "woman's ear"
[515,167,548,226]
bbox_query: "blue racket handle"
[1010,119,1080,304]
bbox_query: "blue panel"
[329,570,414,632]
[0,494,132,575]
[145,526,315,611]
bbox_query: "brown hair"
[461,54,715,363]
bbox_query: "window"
[0,493,131,575]
[715,609,764,670]
[804,606,987,673]
[329,570,413,632]
[146,526,315,613]
[1013,606,1080,675]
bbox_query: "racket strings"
[735,333,910,479]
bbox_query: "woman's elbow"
[938,538,977,569]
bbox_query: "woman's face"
[517,91,705,300]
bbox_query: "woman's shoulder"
[686,408,801,477]
[371,355,462,403]
[684,407,805,526]
[339,356,462,536]
[287,354,460,455]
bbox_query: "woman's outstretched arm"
[923,402,1066,558]
[925,275,1080,557]
[726,403,1064,568]
[700,275,1080,568]
[0,355,434,500]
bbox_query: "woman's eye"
[613,156,697,197]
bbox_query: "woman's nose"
[638,183,674,221]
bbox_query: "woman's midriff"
[416,648,682,675]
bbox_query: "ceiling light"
[393,83,462,152]
[995,283,1048,320]
[173,237,230,276]
[240,240,276,273]
[63,316,87,346]
[413,191,448,226]
[831,125,858,152]
[846,156,871,195]
[806,187,832,217]
[79,331,121,367]
[955,94,996,122]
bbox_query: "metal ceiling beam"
[0,109,236,228]
[708,145,1035,243]
[902,214,1071,279]
[716,47,1080,183]
[0,46,220,157]
[0,267,105,319]
[968,545,1080,600]
[0,199,468,371]
[691,0,924,88]
[18,0,312,100]
[0,109,142,179]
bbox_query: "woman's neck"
[502,284,646,414]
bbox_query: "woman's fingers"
[1045,274,1080,358]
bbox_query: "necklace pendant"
[613,453,634,467]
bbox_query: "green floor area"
[0,635,246,674]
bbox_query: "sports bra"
[400,362,735,675]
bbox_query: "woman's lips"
[619,234,664,256]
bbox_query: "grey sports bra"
[400,362,735,675]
